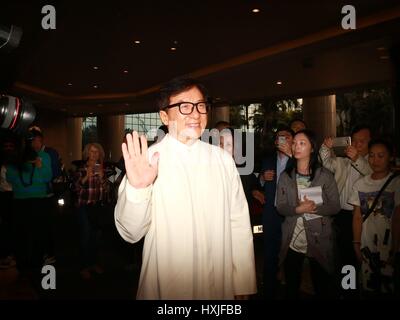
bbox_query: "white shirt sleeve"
[114,176,153,243]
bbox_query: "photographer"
[5,134,52,276]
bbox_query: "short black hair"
[368,139,394,156]
[287,129,321,181]
[275,125,294,138]
[289,118,306,127]
[351,124,372,137]
[157,77,209,110]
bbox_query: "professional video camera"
[1,24,36,136]
[0,95,36,134]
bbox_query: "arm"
[392,205,400,254]
[114,132,159,244]
[319,143,338,173]
[230,164,257,297]
[114,176,153,243]
[276,173,298,217]
[352,206,363,263]
[314,172,341,216]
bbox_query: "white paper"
[299,186,323,220]
[298,186,323,205]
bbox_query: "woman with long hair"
[73,143,108,280]
[276,129,340,299]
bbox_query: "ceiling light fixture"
[379,55,389,60]
[123,70,129,74]
[67,83,72,86]
[170,47,177,51]
[93,66,99,70]
[93,85,98,89]
[252,8,260,13]
[134,40,141,44]
[276,81,283,85]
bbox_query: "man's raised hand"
[122,131,159,189]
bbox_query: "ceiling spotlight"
[377,47,386,51]
[276,81,283,85]
[93,85,98,89]
[170,47,177,51]
[134,40,141,44]
[67,83,72,86]
[93,66,99,70]
[89,112,93,115]
[379,55,389,60]
[252,8,260,13]
[123,70,129,74]
[125,103,130,106]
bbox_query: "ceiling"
[1,0,400,117]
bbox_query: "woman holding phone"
[73,143,108,279]
[276,129,340,299]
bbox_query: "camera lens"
[0,95,36,134]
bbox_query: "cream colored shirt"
[114,134,257,299]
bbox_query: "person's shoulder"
[318,166,335,178]
[38,150,51,161]
[44,146,58,155]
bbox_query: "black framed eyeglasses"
[163,101,211,115]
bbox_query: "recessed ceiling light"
[67,83,72,86]
[252,8,260,13]
[170,47,177,51]
[134,40,141,44]
[89,112,93,115]
[276,81,283,85]
[377,47,386,51]
[93,66,99,70]
[125,103,130,106]
[93,85,98,89]
[380,55,389,60]
[123,70,129,74]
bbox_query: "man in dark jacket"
[259,126,294,299]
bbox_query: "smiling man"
[114,77,256,300]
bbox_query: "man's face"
[275,130,293,148]
[159,86,208,145]
[352,129,371,156]
[31,136,43,152]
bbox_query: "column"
[97,115,125,163]
[210,105,230,128]
[303,95,336,145]
[66,117,82,169]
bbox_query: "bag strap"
[363,171,400,222]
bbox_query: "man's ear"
[159,110,169,125]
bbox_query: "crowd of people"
[1,77,399,300]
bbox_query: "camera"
[0,94,36,134]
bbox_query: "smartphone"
[332,136,351,157]
[94,163,101,175]
[278,136,286,144]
